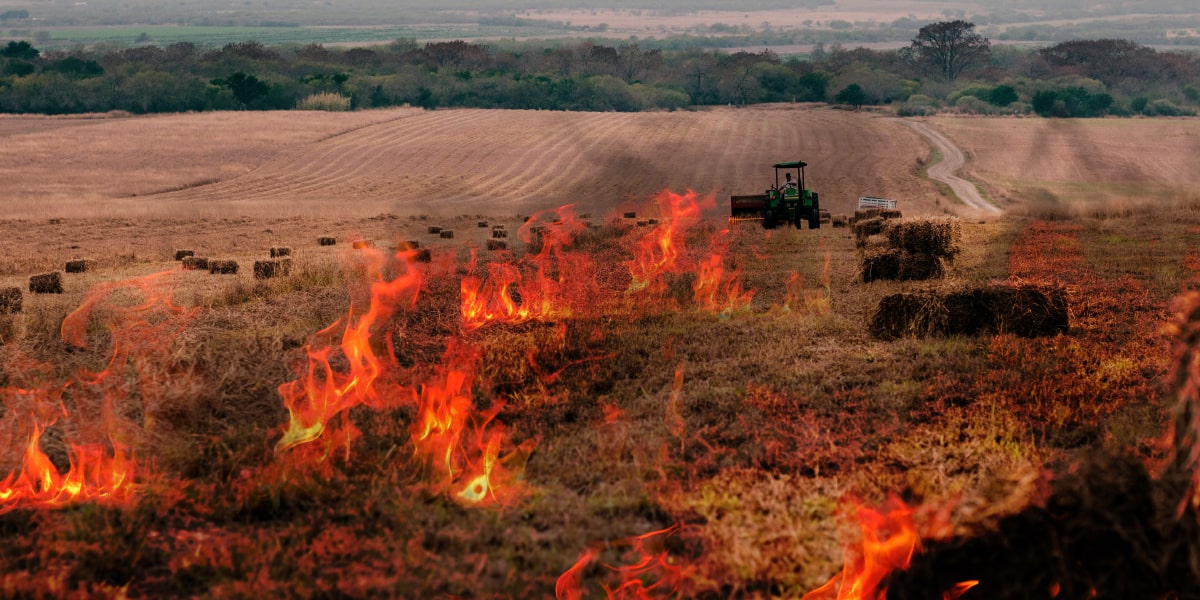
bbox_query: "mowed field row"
[0,106,945,219]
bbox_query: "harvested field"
[0,106,944,220]
[0,108,1198,598]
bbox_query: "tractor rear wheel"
[763,210,777,230]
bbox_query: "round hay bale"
[270,246,292,258]
[254,258,292,280]
[869,292,949,340]
[898,252,946,281]
[174,249,195,261]
[853,217,886,240]
[428,226,443,234]
[492,229,508,239]
[860,250,902,283]
[477,221,489,228]
[29,272,63,294]
[208,260,239,275]
[832,214,849,228]
[487,239,507,251]
[64,259,90,274]
[318,236,337,246]
[182,256,210,271]
[623,211,637,219]
[0,287,22,314]
[439,230,455,239]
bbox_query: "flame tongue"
[626,190,704,295]
[461,205,593,330]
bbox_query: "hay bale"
[898,252,945,281]
[439,230,455,239]
[832,214,849,228]
[413,248,432,263]
[492,229,508,239]
[0,287,22,313]
[487,239,507,251]
[853,217,886,239]
[208,260,239,275]
[174,249,195,261]
[48,218,62,225]
[29,272,63,294]
[636,220,650,227]
[853,208,884,222]
[856,233,890,250]
[397,240,420,251]
[881,209,903,219]
[819,209,831,224]
[352,240,374,250]
[428,226,443,234]
[647,218,660,225]
[318,236,337,246]
[884,218,962,257]
[477,221,489,228]
[869,292,949,340]
[182,256,209,271]
[623,211,637,219]
[64,259,90,273]
[254,258,292,279]
[270,246,292,258]
[945,283,1069,337]
[860,250,902,283]
[492,224,505,230]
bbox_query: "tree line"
[0,22,1196,117]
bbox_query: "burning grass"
[0,200,1193,597]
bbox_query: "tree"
[906,20,990,80]
[2,40,39,60]
[835,83,866,109]
[211,72,269,107]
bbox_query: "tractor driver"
[783,172,798,192]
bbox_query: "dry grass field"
[0,108,1198,598]
[0,105,946,220]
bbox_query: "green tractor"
[729,161,821,230]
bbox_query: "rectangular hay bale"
[29,272,63,294]
[318,236,337,246]
[270,247,292,258]
[208,260,239,275]
[884,217,962,257]
[439,230,455,239]
[174,249,194,261]
[254,258,292,279]
[182,256,210,270]
[65,259,90,273]
[492,229,508,239]
[860,250,901,283]
[869,292,949,340]
[0,287,22,313]
[428,226,443,234]
[852,217,886,239]
[487,239,507,251]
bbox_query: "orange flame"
[781,246,831,315]
[692,229,754,317]
[626,190,707,295]
[802,496,921,600]
[276,248,423,452]
[2,270,193,512]
[555,524,692,599]
[409,342,538,507]
[461,205,594,330]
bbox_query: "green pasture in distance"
[24,23,574,49]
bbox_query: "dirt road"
[900,120,1002,215]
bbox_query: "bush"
[896,104,934,117]
[296,92,351,111]
[955,95,991,114]
[1145,99,1193,117]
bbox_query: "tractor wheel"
[763,210,777,230]
[809,213,820,229]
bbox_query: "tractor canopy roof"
[773,161,807,168]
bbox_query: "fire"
[555,524,693,599]
[276,247,423,452]
[803,496,977,600]
[2,270,194,512]
[692,229,754,318]
[626,190,707,296]
[409,343,538,507]
[461,205,595,330]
